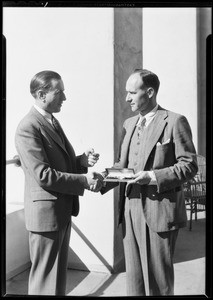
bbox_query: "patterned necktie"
[137,116,146,138]
[52,116,65,144]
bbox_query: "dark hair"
[132,69,160,94]
[30,70,61,98]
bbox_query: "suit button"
[137,141,140,145]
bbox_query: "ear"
[37,90,46,101]
[146,88,154,98]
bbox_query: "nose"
[126,92,131,102]
[62,92,66,101]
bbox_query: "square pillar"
[113,8,142,271]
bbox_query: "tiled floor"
[5,212,206,297]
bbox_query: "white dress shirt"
[137,104,158,127]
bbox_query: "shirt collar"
[34,104,52,122]
[138,104,158,124]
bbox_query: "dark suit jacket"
[15,106,87,232]
[102,106,198,232]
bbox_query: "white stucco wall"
[4,7,114,274]
[142,8,198,151]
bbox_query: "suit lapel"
[30,107,68,154]
[140,108,168,170]
[55,119,77,166]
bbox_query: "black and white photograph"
[2,1,212,297]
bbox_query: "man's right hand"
[84,172,104,192]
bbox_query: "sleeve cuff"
[147,171,157,185]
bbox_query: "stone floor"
[5,212,206,297]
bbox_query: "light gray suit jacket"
[15,106,87,232]
[102,106,198,232]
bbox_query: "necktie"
[137,117,146,138]
[52,116,65,144]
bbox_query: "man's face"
[125,73,150,114]
[43,79,66,113]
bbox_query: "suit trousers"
[28,220,71,295]
[122,197,178,296]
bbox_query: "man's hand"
[84,172,104,192]
[80,148,100,167]
[126,171,151,189]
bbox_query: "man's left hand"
[126,171,151,189]
[80,148,100,167]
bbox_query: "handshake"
[84,172,105,193]
[81,148,105,192]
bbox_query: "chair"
[183,155,206,230]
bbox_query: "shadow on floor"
[87,273,120,297]
[174,217,205,263]
[66,269,91,295]
[6,269,29,296]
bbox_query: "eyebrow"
[55,88,64,93]
[126,87,138,92]
[128,90,137,93]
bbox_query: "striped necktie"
[137,116,146,138]
[52,116,65,144]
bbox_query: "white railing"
[6,155,24,214]
[6,155,21,167]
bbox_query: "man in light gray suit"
[15,70,103,295]
[100,69,198,296]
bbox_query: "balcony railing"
[6,155,21,167]
[6,155,24,214]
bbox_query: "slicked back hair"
[30,70,61,98]
[132,69,160,94]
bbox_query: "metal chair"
[183,155,206,230]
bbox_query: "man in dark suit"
[15,70,102,295]
[100,69,198,296]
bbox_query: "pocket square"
[156,139,170,146]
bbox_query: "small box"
[104,168,135,182]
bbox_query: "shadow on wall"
[66,221,119,296]
[69,222,114,273]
